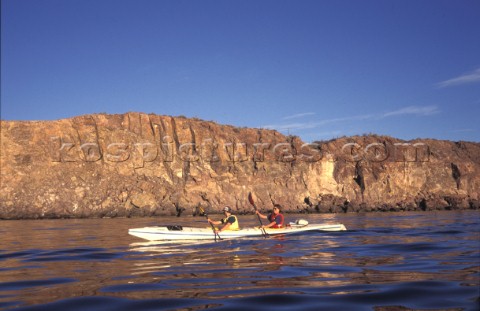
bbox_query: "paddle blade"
[198,206,207,217]
[248,192,256,206]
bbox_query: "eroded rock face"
[1,113,479,219]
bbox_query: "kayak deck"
[128,223,347,241]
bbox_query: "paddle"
[248,192,269,238]
[198,206,221,242]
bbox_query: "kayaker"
[207,206,239,231]
[256,204,284,228]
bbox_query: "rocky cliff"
[1,112,479,219]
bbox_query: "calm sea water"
[0,211,479,311]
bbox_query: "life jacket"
[269,213,284,228]
[222,215,239,230]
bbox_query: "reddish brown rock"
[1,113,479,219]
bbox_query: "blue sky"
[2,0,479,142]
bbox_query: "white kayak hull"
[128,223,347,241]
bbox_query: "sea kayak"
[128,222,347,241]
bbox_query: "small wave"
[0,250,42,261]
[19,248,122,262]
[370,242,453,253]
[10,296,219,311]
[101,282,173,293]
[429,230,464,235]
[0,278,75,291]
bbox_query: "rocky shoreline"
[1,113,479,219]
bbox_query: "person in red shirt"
[256,204,284,228]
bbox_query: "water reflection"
[114,231,356,302]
